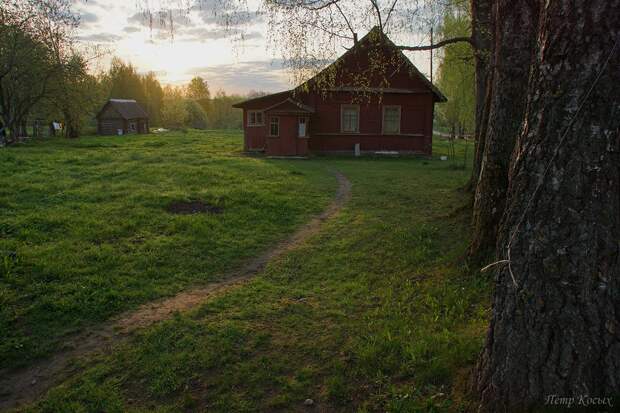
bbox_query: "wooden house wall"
[236,36,438,155]
[264,115,309,156]
[97,118,124,135]
[299,92,433,154]
[241,90,434,154]
[242,93,289,151]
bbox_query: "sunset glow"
[74,0,291,93]
[74,0,433,94]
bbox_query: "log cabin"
[96,99,149,136]
[232,27,446,157]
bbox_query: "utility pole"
[430,27,433,83]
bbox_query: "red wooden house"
[233,27,446,157]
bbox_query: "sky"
[73,0,434,95]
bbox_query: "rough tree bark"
[469,0,539,260]
[473,0,620,411]
[63,111,79,138]
[468,0,493,191]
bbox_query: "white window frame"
[382,105,401,134]
[341,104,360,133]
[269,116,280,137]
[298,117,308,137]
[247,110,264,127]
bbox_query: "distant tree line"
[0,1,257,143]
[156,76,256,131]
[102,63,253,131]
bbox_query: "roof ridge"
[296,27,445,101]
[233,27,446,107]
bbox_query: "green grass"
[0,130,335,369]
[4,131,489,412]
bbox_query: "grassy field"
[0,131,335,369]
[3,131,488,412]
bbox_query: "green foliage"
[195,97,210,114]
[105,58,147,106]
[185,76,210,101]
[161,86,188,129]
[184,100,208,129]
[0,1,79,139]
[43,54,105,138]
[206,90,245,129]
[162,89,245,130]
[436,5,475,135]
[143,72,164,126]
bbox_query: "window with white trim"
[247,110,264,126]
[270,117,280,136]
[341,105,360,133]
[298,117,307,137]
[382,106,401,134]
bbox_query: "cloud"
[176,27,232,41]
[199,10,265,27]
[186,60,290,94]
[241,31,263,41]
[166,27,263,43]
[187,59,286,78]
[79,11,99,26]
[127,9,194,30]
[123,26,141,33]
[125,7,264,42]
[76,32,122,43]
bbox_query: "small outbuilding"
[96,99,149,135]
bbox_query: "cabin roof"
[97,99,149,120]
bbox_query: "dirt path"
[0,171,351,412]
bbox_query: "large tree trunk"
[468,0,493,191]
[63,111,80,138]
[19,120,27,137]
[469,0,539,260]
[473,1,620,411]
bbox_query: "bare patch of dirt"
[166,200,223,215]
[0,171,351,411]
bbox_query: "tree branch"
[369,0,383,32]
[397,36,473,51]
[383,0,399,29]
[332,2,357,43]
[293,0,341,11]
